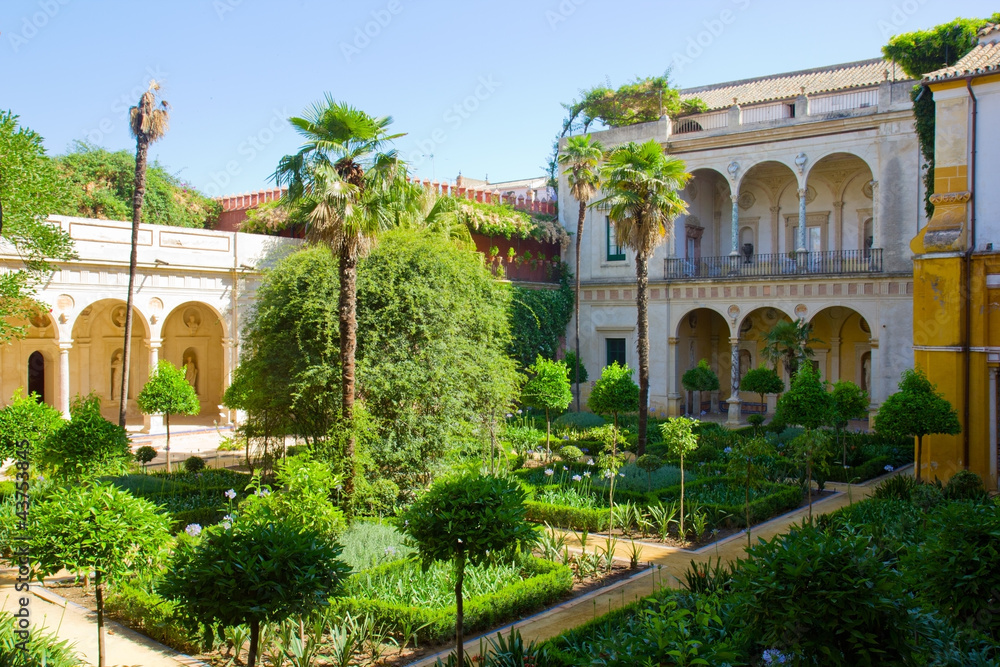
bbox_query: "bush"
[0,610,84,667]
[657,477,802,529]
[731,522,916,663]
[552,411,605,431]
[872,474,918,501]
[558,445,583,461]
[944,470,987,501]
[0,388,63,462]
[524,500,610,532]
[826,455,893,483]
[135,446,158,467]
[183,456,206,473]
[105,579,204,654]
[333,556,573,644]
[284,444,307,457]
[38,394,131,480]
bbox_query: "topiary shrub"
[944,469,986,501]
[135,445,158,470]
[910,483,943,513]
[553,411,606,432]
[183,456,207,473]
[558,445,583,462]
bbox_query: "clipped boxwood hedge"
[104,580,205,654]
[524,500,610,532]
[656,477,802,529]
[332,556,573,644]
[826,455,893,483]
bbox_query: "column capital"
[147,338,163,349]
[221,337,234,348]
[58,340,73,351]
[668,336,680,345]
[832,200,845,211]
[730,193,739,203]
[729,336,740,346]
[830,336,841,344]
[797,187,807,198]
[769,205,781,214]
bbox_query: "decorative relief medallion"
[794,303,808,318]
[737,191,756,210]
[862,180,874,200]
[727,304,741,319]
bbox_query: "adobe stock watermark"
[877,0,931,39]
[213,0,242,21]
[203,109,289,197]
[546,0,587,31]
[82,67,169,145]
[402,75,501,173]
[341,1,403,63]
[670,0,752,73]
[12,439,32,654]
[8,0,71,53]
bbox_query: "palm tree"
[596,140,690,456]
[761,318,821,378]
[558,134,603,411]
[274,97,409,500]
[121,81,169,428]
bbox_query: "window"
[606,338,627,367]
[606,217,625,261]
[807,226,822,252]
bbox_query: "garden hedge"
[332,556,573,644]
[524,500,610,532]
[656,477,803,529]
[104,581,204,654]
[827,456,893,483]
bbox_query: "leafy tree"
[789,429,832,522]
[876,368,960,482]
[55,143,219,228]
[726,437,775,548]
[521,355,573,459]
[0,110,74,343]
[37,394,131,481]
[597,140,690,455]
[774,362,832,431]
[137,360,199,473]
[274,97,415,500]
[120,81,170,428]
[635,453,662,490]
[588,362,639,454]
[0,388,63,462]
[682,359,720,416]
[135,445,157,471]
[402,474,536,667]
[161,519,349,667]
[761,318,820,378]
[31,483,171,667]
[830,380,869,466]
[739,365,784,408]
[558,134,603,410]
[661,417,698,536]
[560,74,706,134]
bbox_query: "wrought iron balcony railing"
[664,249,883,280]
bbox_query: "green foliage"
[560,73,706,134]
[160,519,350,650]
[402,474,537,569]
[552,411,605,431]
[831,380,869,428]
[634,454,662,473]
[681,359,719,393]
[523,500,609,532]
[54,143,220,228]
[944,469,986,501]
[104,577,204,654]
[904,501,1000,638]
[137,360,200,422]
[876,368,961,440]
[774,362,832,430]
[739,365,784,404]
[183,456,206,473]
[337,521,413,572]
[563,349,588,384]
[37,393,131,480]
[433,194,568,244]
[661,417,699,459]
[135,445,158,466]
[558,445,583,461]
[0,388,63,461]
[0,610,85,667]
[522,356,573,416]
[587,362,639,426]
[732,523,916,664]
[0,110,75,343]
[789,429,832,516]
[762,318,820,377]
[31,482,171,582]
[237,454,347,541]
[509,275,574,368]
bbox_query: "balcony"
[664,249,883,281]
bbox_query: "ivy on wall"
[509,271,574,369]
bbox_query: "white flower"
[385,546,397,555]
[603,470,613,479]
[505,413,513,418]
[586,458,595,466]
[404,520,409,526]
[223,514,232,522]
[584,471,591,478]
[884,464,894,472]
[256,487,271,497]
[511,449,517,455]
[221,521,231,530]
[185,524,202,537]
[517,409,523,414]
[224,489,236,500]
[37,475,45,482]
[619,472,625,477]
[572,474,582,482]
[457,538,463,544]
[563,465,569,471]
[544,468,554,476]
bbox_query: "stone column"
[710,334,720,413]
[730,194,740,256]
[667,337,682,417]
[221,337,234,426]
[867,339,880,428]
[726,337,741,426]
[829,336,841,383]
[796,187,808,253]
[145,339,163,433]
[58,341,72,419]
[76,338,91,397]
[769,205,781,254]
[870,180,880,249]
[832,200,844,252]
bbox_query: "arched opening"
[69,299,149,425]
[739,306,795,414]
[675,307,731,415]
[739,161,798,256]
[672,169,731,276]
[809,305,872,388]
[161,302,226,427]
[27,351,45,403]
[805,152,875,253]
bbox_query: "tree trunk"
[635,253,650,456]
[745,477,751,548]
[545,407,551,460]
[455,555,466,667]
[95,570,106,667]
[807,461,813,523]
[916,434,923,482]
[339,250,358,502]
[121,134,149,428]
[679,454,685,538]
[248,618,260,667]
[165,413,171,473]
[574,200,585,411]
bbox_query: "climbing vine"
[509,271,574,369]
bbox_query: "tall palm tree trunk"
[636,252,650,456]
[120,134,149,427]
[574,200,585,411]
[339,249,358,500]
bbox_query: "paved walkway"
[407,467,908,666]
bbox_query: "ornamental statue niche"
[110,349,124,399]
[182,348,199,395]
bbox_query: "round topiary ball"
[559,445,583,462]
[183,456,207,473]
[135,445,158,466]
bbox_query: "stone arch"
[739,161,799,255]
[805,152,876,252]
[804,149,876,186]
[738,306,796,402]
[674,306,732,415]
[808,305,874,389]
[680,168,732,259]
[161,301,227,423]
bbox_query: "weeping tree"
[121,81,169,427]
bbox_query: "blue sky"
[1,0,996,197]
